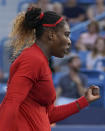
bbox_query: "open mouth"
[64,47,70,54]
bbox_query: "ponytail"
[9,12,35,62]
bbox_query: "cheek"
[61,36,67,43]
[74,61,81,66]
[51,39,61,53]
[51,34,68,57]
[74,62,78,66]
[55,36,66,49]
[97,43,104,51]
[59,36,67,48]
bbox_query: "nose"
[68,38,71,46]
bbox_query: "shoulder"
[87,52,92,58]
[81,33,89,38]
[20,46,45,66]
[12,46,46,77]
[86,52,94,63]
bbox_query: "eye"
[65,32,70,37]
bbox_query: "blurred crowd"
[1,0,105,105]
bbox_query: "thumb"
[87,87,92,95]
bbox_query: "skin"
[36,22,71,58]
[88,24,98,34]
[36,22,100,103]
[95,39,105,53]
[68,57,81,72]
[96,0,104,5]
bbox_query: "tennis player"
[0,8,100,131]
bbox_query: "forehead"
[57,22,70,33]
[62,23,70,32]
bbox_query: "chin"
[58,53,65,58]
[59,56,64,58]
[54,53,64,58]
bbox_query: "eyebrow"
[65,31,71,34]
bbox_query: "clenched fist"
[85,86,100,103]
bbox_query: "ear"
[48,30,57,41]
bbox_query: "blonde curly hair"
[9,12,35,61]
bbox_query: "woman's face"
[51,23,71,57]
[89,24,97,33]
[96,0,104,4]
[96,39,105,53]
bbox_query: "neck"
[89,32,96,35]
[35,39,51,60]
[70,69,78,75]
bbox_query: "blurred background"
[0,0,105,131]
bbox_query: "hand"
[84,86,100,103]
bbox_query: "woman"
[80,21,99,50]
[0,8,100,131]
[86,37,105,70]
[87,0,105,20]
